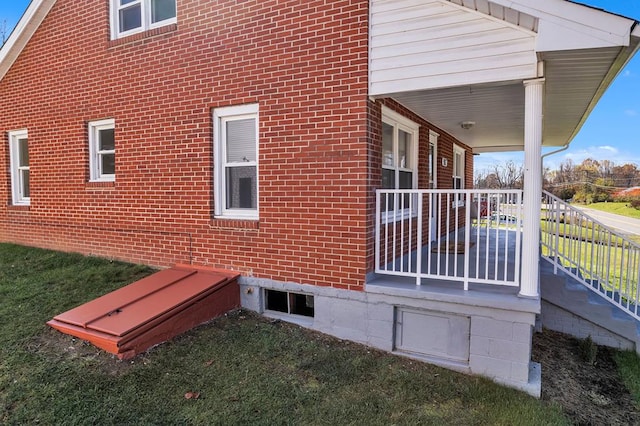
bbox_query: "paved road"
[571,205,640,237]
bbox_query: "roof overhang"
[370,0,640,153]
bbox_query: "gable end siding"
[370,0,538,95]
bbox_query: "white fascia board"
[486,0,635,50]
[0,0,57,81]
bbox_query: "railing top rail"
[542,190,640,250]
[376,189,523,195]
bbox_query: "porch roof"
[370,0,640,153]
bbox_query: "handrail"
[541,190,640,321]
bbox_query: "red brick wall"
[0,0,370,290]
[0,0,472,291]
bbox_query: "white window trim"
[88,119,116,182]
[9,129,29,206]
[381,106,420,224]
[453,144,466,208]
[110,0,177,40]
[213,103,259,220]
[429,130,439,189]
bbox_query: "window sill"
[7,204,30,211]
[210,218,259,230]
[86,181,116,190]
[263,310,314,327]
[109,23,177,48]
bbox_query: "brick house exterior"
[0,0,471,290]
[4,0,636,396]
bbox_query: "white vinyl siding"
[370,0,538,95]
[110,0,177,39]
[89,119,116,182]
[9,129,30,206]
[213,104,259,220]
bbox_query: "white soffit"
[447,0,538,32]
[0,0,56,81]
[482,0,635,50]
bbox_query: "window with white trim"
[89,119,116,182]
[9,130,30,206]
[213,104,259,219]
[381,106,419,218]
[453,144,465,207]
[428,130,438,189]
[110,0,177,39]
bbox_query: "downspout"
[540,142,569,195]
[541,144,568,163]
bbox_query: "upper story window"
[213,104,259,220]
[380,106,419,217]
[111,0,177,39]
[89,119,116,182]
[9,129,30,206]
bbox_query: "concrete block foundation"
[239,276,541,397]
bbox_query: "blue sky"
[1,1,639,172]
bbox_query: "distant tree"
[474,160,523,189]
[612,163,640,187]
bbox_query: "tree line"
[475,158,640,204]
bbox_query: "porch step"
[540,260,640,353]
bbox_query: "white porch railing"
[541,190,640,321]
[375,189,523,290]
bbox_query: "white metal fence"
[541,190,640,321]
[375,189,523,289]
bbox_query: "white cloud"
[542,145,640,169]
[624,109,638,116]
[598,145,618,154]
[623,70,632,77]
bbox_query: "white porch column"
[520,78,545,298]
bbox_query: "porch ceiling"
[390,44,639,153]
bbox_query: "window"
[428,130,438,189]
[380,106,419,217]
[453,144,465,207]
[214,104,259,219]
[9,130,29,205]
[453,145,465,190]
[110,0,177,39]
[265,289,314,318]
[89,119,116,182]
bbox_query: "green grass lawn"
[0,243,572,425]
[578,202,640,220]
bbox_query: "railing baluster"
[475,193,481,280]
[427,192,433,276]
[463,192,470,290]
[401,193,406,273]
[416,192,423,286]
[437,192,443,276]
